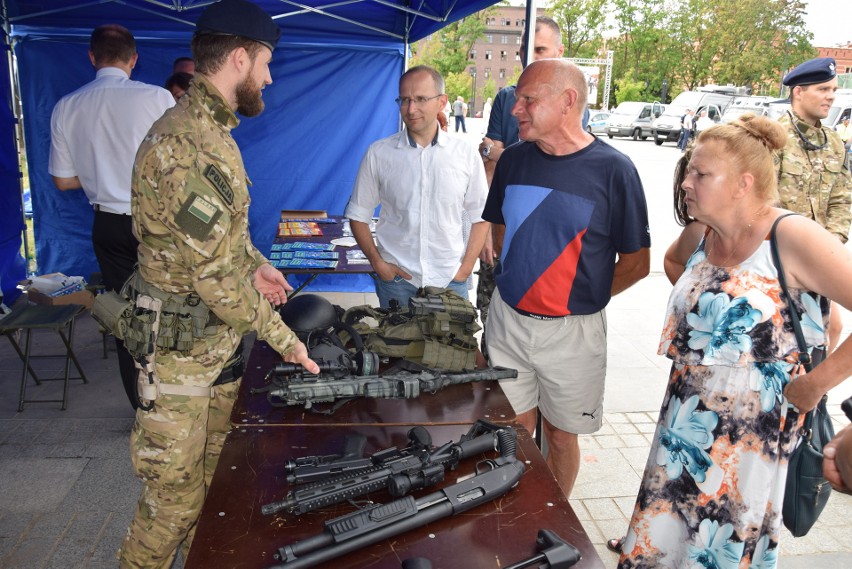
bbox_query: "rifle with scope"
[250,360,517,411]
[261,419,515,516]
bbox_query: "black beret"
[783,57,836,87]
[196,0,281,52]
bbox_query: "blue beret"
[783,57,836,87]
[196,0,281,52]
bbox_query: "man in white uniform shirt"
[345,65,488,308]
[49,23,174,409]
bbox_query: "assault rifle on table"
[267,424,524,569]
[250,360,517,412]
[262,419,514,516]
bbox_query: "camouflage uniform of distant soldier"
[777,111,852,242]
[118,2,318,567]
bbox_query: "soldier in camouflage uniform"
[776,57,852,353]
[118,1,319,567]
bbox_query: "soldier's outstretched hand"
[254,262,293,306]
[284,341,320,374]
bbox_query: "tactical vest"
[343,287,481,371]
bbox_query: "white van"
[605,101,664,141]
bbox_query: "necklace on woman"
[708,206,771,267]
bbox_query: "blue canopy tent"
[0,0,500,302]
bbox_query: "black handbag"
[769,214,834,537]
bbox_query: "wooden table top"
[232,342,516,427]
[186,424,604,569]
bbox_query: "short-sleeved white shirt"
[345,129,488,288]
[49,67,174,214]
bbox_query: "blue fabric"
[483,139,650,317]
[0,0,502,293]
[0,32,25,303]
[16,35,401,292]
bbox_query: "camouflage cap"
[783,57,836,87]
[195,0,281,52]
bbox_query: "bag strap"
[769,213,812,371]
[768,212,818,434]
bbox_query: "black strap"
[768,212,819,434]
[768,213,812,370]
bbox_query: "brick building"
[466,6,545,115]
[816,44,852,89]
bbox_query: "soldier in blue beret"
[118,1,317,567]
[776,56,852,355]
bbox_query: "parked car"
[605,102,663,140]
[652,87,740,145]
[586,110,611,135]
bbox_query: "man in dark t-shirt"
[483,59,651,498]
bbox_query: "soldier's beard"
[236,76,264,117]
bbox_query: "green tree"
[445,71,473,104]
[550,0,609,59]
[482,76,497,102]
[410,10,493,76]
[614,75,645,104]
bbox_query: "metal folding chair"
[0,303,89,410]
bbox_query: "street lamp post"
[470,67,477,118]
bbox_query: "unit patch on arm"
[204,164,234,205]
[175,192,223,240]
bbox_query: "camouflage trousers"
[118,327,240,569]
[475,260,500,355]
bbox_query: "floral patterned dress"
[618,231,829,569]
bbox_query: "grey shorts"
[485,289,607,434]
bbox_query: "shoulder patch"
[204,164,234,205]
[175,192,223,240]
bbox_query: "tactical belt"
[155,351,245,398]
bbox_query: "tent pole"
[2,0,32,278]
[523,0,537,67]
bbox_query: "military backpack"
[343,287,481,371]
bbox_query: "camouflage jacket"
[776,110,852,243]
[131,74,298,358]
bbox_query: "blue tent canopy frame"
[0,0,500,300]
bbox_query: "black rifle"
[251,360,517,411]
[262,419,511,516]
[267,425,523,569]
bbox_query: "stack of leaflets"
[278,221,323,237]
[269,242,338,269]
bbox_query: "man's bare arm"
[611,248,651,296]
[52,175,81,191]
[454,222,489,282]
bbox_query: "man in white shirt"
[48,24,174,409]
[345,65,489,308]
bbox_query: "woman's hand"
[783,366,824,413]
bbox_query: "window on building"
[500,51,507,61]
[515,51,521,61]
[486,34,493,43]
[500,18,506,25]
[515,19,520,26]
[505,19,511,26]
[485,68,491,79]
[469,49,476,59]
[499,68,506,79]
[501,35,508,44]
[521,19,526,27]
[485,50,492,60]
[516,36,521,45]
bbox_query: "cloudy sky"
[804,0,852,47]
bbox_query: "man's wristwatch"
[480,144,493,158]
